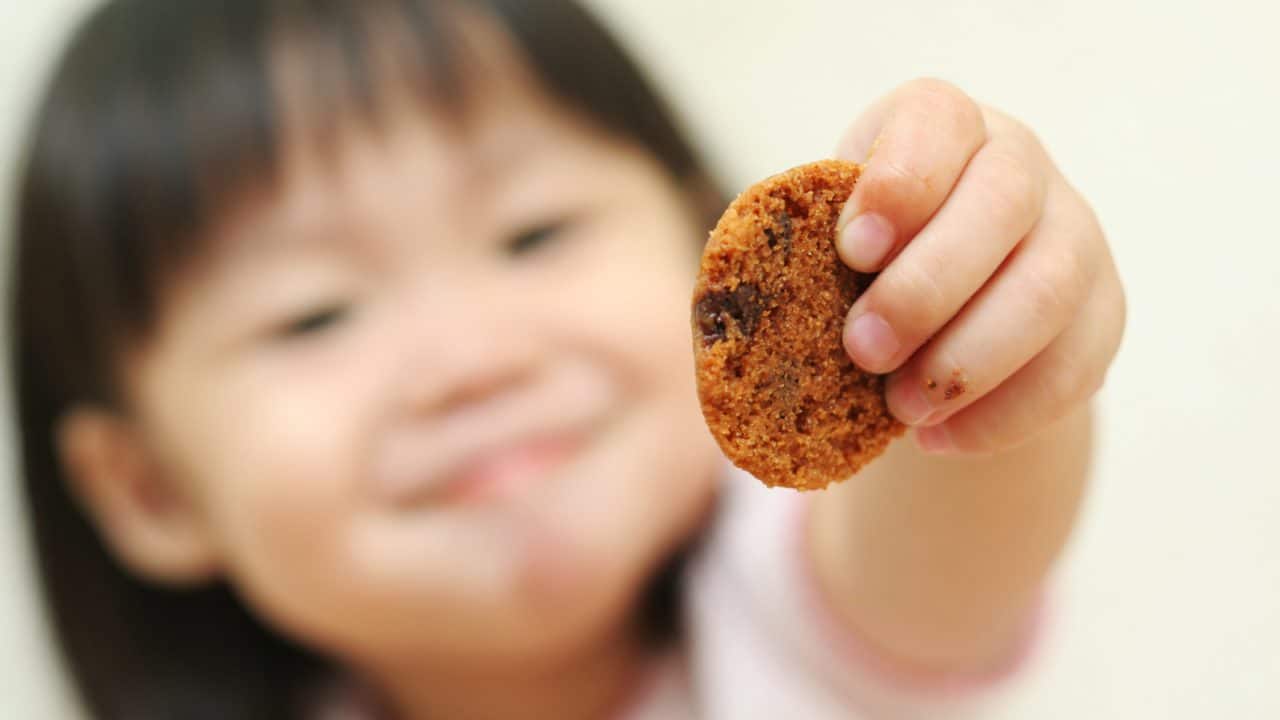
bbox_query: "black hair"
[9,1,722,717]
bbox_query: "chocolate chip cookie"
[692,160,904,490]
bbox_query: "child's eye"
[276,303,350,339]
[504,219,572,258]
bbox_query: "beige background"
[3,1,1278,717]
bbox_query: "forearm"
[810,404,1092,672]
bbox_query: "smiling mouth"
[373,359,617,507]
[440,434,584,505]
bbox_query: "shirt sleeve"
[683,467,1047,720]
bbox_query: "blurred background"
[2,0,1277,717]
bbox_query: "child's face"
[118,55,722,669]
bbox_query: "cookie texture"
[692,160,904,490]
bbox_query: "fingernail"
[915,424,954,454]
[891,384,933,426]
[844,312,900,373]
[838,213,895,271]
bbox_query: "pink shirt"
[618,466,1043,719]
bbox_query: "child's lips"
[442,435,582,505]
[372,360,616,507]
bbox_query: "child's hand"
[835,78,1125,455]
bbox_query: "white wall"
[1,3,101,718]
[3,1,1278,717]
[583,3,1280,715]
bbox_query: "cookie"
[692,159,905,490]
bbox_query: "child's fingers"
[832,89,895,162]
[834,78,987,273]
[914,266,1125,455]
[842,128,1049,374]
[883,177,1102,426]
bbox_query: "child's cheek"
[187,346,394,651]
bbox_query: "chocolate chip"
[695,283,763,344]
[728,356,745,378]
[764,211,792,252]
[732,284,763,331]
[695,296,727,341]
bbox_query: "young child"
[10,1,1124,718]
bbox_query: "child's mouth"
[441,435,583,505]
[371,359,616,507]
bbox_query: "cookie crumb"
[942,369,968,401]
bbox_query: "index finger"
[833,78,987,272]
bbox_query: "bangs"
[23,0,465,350]
[17,0,711,407]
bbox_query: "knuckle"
[1005,119,1046,160]
[902,77,967,110]
[1019,247,1088,330]
[1060,178,1106,247]
[902,76,957,95]
[1068,347,1111,406]
[1082,362,1109,399]
[900,77,957,104]
[948,415,1006,456]
[977,144,1045,222]
[984,108,1046,159]
[1095,279,1127,389]
[1040,356,1090,411]
[875,154,933,199]
[1111,280,1128,348]
[878,255,950,332]
[903,77,986,141]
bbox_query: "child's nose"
[395,283,542,417]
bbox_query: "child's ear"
[56,406,219,587]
